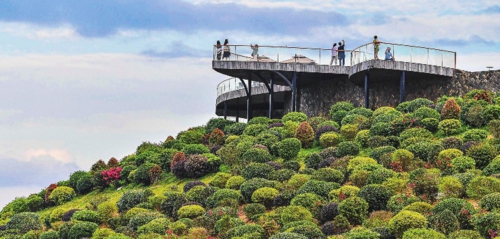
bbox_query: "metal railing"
[350,42,456,68]
[217,77,266,97]
[213,43,456,69]
[213,44,353,66]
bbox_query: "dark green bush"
[355,130,371,147]
[441,136,463,149]
[330,101,354,118]
[182,144,210,156]
[370,122,394,136]
[177,205,205,219]
[282,112,308,123]
[277,138,301,160]
[133,163,156,185]
[400,128,433,142]
[206,189,243,208]
[75,174,94,195]
[338,196,369,225]
[297,180,340,199]
[412,106,440,119]
[447,230,481,239]
[117,189,151,213]
[431,209,460,235]
[225,122,247,135]
[184,180,206,192]
[274,190,296,207]
[432,198,475,229]
[256,133,279,150]
[241,163,275,180]
[225,224,265,239]
[451,156,476,173]
[40,231,59,239]
[270,232,308,239]
[291,192,325,217]
[370,146,396,163]
[420,118,439,132]
[71,210,99,223]
[479,192,500,212]
[243,124,268,136]
[473,212,500,239]
[311,168,344,184]
[68,171,88,192]
[466,143,498,169]
[467,176,500,199]
[68,221,99,239]
[336,141,360,157]
[463,129,488,142]
[240,178,277,203]
[358,184,393,212]
[241,148,272,164]
[269,169,295,182]
[484,104,500,121]
[281,206,313,224]
[315,125,339,141]
[386,193,421,214]
[243,203,266,219]
[366,168,396,185]
[489,119,500,138]
[285,223,325,239]
[128,211,164,230]
[6,212,42,234]
[305,152,322,169]
[484,157,500,176]
[409,169,440,202]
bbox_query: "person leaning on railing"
[338,39,346,66]
[373,36,381,60]
[216,40,222,60]
[222,39,230,61]
[250,44,259,60]
[330,43,338,66]
[385,47,395,61]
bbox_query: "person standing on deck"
[338,39,345,66]
[373,36,381,60]
[330,43,338,66]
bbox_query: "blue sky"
[0,0,499,209]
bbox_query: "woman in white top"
[330,43,338,66]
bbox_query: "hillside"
[2,89,500,239]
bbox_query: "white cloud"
[0,22,78,40]
[25,149,73,163]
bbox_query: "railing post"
[292,71,297,112]
[269,74,274,118]
[427,49,429,65]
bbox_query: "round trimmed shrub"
[402,228,445,239]
[319,132,342,148]
[277,138,301,160]
[295,121,315,148]
[431,209,459,235]
[225,224,265,239]
[128,211,164,230]
[72,210,99,223]
[241,163,275,180]
[225,176,245,190]
[330,101,354,118]
[420,118,439,132]
[438,176,463,198]
[281,206,313,224]
[389,210,427,238]
[291,193,325,216]
[206,189,242,208]
[297,180,340,199]
[312,168,344,184]
[399,128,433,142]
[355,130,371,148]
[340,124,359,140]
[463,129,488,142]
[370,146,396,162]
[68,221,99,239]
[243,124,267,136]
[305,153,322,169]
[370,122,394,136]
[225,122,247,135]
[6,212,42,233]
[184,154,209,178]
[184,180,206,192]
[320,202,339,222]
[387,193,421,214]
[344,228,380,239]
[285,223,325,239]
[466,143,498,170]
[182,144,210,156]
[240,178,277,203]
[366,168,396,185]
[209,172,231,189]
[447,230,481,239]
[48,186,76,205]
[473,212,500,239]
[358,184,393,212]
[484,104,500,121]
[412,106,440,120]
[467,176,500,199]
[288,174,311,190]
[307,116,327,131]
[40,231,59,239]
[441,136,463,149]
[282,111,308,123]
[97,201,118,224]
[441,98,461,119]
[451,156,476,173]
[438,119,462,136]
[177,205,205,219]
[117,189,151,212]
[251,187,279,207]
[336,141,360,157]
[134,163,156,185]
[338,196,369,225]
[347,157,378,172]
[241,148,272,164]
[243,203,266,219]
[402,202,433,215]
[329,185,360,202]
[484,157,500,176]
[489,119,500,138]
[248,116,270,125]
[91,228,115,239]
[432,198,475,229]
[270,232,308,239]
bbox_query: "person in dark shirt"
[338,39,346,66]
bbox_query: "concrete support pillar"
[269,75,274,118]
[364,72,370,108]
[292,71,297,112]
[223,101,227,120]
[247,76,253,120]
[400,71,406,103]
[236,99,239,122]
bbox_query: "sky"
[0,0,499,209]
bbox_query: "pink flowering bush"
[101,167,122,185]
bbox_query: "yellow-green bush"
[48,186,76,205]
[389,210,427,238]
[319,132,343,148]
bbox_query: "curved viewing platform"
[212,42,457,119]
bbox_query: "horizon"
[1,0,499,210]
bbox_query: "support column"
[364,72,370,108]
[400,71,406,103]
[292,71,297,112]
[269,75,274,118]
[223,101,227,120]
[236,99,239,122]
[247,75,253,120]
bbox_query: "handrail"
[216,77,267,97]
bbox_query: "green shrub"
[68,221,99,239]
[307,116,327,131]
[270,169,295,182]
[431,209,459,235]
[438,119,462,136]
[241,148,272,164]
[72,210,100,223]
[277,138,301,160]
[251,187,279,207]
[432,198,475,229]
[248,116,270,125]
[467,176,500,199]
[489,119,500,138]
[473,212,500,238]
[225,224,265,239]
[133,163,156,185]
[243,124,268,136]
[420,118,439,132]
[48,186,76,205]
[241,163,275,180]
[91,228,115,239]
[341,114,369,127]
[389,210,427,238]
[479,192,500,212]
[463,129,488,142]
[412,106,440,119]
[285,223,324,239]
[451,156,476,173]
[305,152,322,169]
[182,144,209,156]
[463,104,486,127]
[40,231,59,239]
[370,122,394,136]
[225,122,247,135]
[311,168,344,184]
[340,124,359,141]
[295,121,315,148]
[355,130,371,147]
[6,212,42,233]
[270,232,308,239]
[291,193,325,216]
[49,208,65,223]
[484,104,500,121]
[347,157,378,172]
[297,180,340,199]
[338,196,369,225]
[283,121,300,138]
[400,128,433,142]
[409,169,440,202]
[281,206,313,224]
[128,211,164,230]
[177,205,205,219]
[438,176,463,198]
[97,201,117,224]
[226,176,246,190]
[206,189,243,208]
[206,118,234,133]
[392,149,414,172]
[402,202,433,215]
[319,132,343,148]
[466,143,498,169]
[330,102,355,118]
[370,146,396,162]
[243,203,266,219]
[240,178,277,203]
[358,184,393,212]
[117,189,151,212]
[210,172,232,188]
[447,230,481,239]
[137,218,170,234]
[336,141,360,157]
[386,193,421,214]
[214,215,245,237]
[256,132,279,150]
[170,221,188,235]
[402,228,445,239]
[366,168,395,185]
[282,112,308,123]
[288,174,311,190]
[441,136,463,149]
[178,128,204,144]
[343,227,380,239]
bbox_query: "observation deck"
[213,42,456,120]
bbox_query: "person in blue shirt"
[385,47,394,61]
